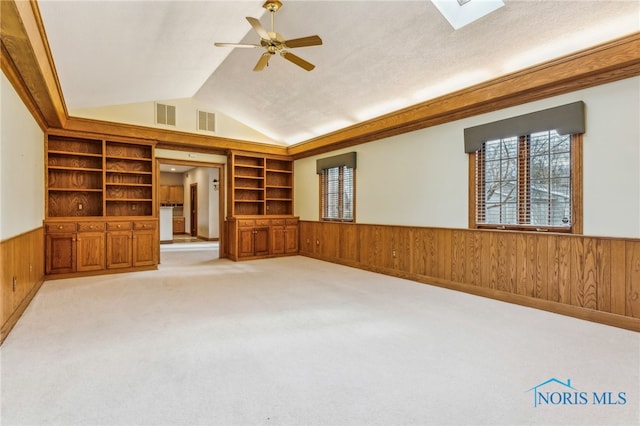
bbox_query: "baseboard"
[44,265,158,281]
[196,236,219,241]
[1,276,45,344]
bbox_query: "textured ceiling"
[38,0,640,146]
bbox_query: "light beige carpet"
[1,250,638,425]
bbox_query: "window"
[316,152,357,222]
[472,130,582,232]
[466,102,584,233]
[320,165,355,221]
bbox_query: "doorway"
[190,183,198,237]
[156,158,225,260]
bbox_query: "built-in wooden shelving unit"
[227,151,297,260]
[46,133,155,218]
[105,141,154,216]
[44,131,158,277]
[47,135,104,217]
[228,151,293,217]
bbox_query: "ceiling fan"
[214,0,323,72]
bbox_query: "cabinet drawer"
[77,221,105,232]
[134,221,156,230]
[46,222,76,233]
[255,219,271,226]
[238,220,255,227]
[107,221,132,231]
[271,219,285,226]
[285,219,299,226]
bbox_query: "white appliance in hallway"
[159,206,173,243]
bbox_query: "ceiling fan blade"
[281,51,315,71]
[254,52,271,72]
[284,35,323,49]
[246,16,270,40]
[214,42,260,49]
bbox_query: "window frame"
[319,165,356,223]
[469,133,582,233]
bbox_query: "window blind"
[318,152,356,222]
[476,131,572,228]
[321,166,354,221]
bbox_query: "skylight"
[432,0,504,30]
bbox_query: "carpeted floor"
[1,251,638,425]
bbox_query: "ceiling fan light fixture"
[214,0,322,72]
[457,0,472,5]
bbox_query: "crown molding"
[2,0,638,159]
[64,116,289,156]
[288,32,640,159]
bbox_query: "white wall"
[72,97,279,144]
[0,71,45,240]
[183,167,220,239]
[295,77,640,238]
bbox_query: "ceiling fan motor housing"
[263,1,283,12]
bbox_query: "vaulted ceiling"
[29,1,640,146]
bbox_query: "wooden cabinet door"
[254,227,270,256]
[76,232,105,272]
[106,231,132,269]
[45,233,76,274]
[173,218,185,234]
[270,226,286,255]
[133,230,157,267]
[159,185,170,204]
[238,227,255,258]
[285,225,299,254]
[170,185,184,204]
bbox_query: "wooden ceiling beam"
[1,0,66,128]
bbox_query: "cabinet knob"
[89,225,94,229]
[117,225,121,228]
[58,225,63,230]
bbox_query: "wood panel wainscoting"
[299,221,640,331]
[1,227,45,343]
